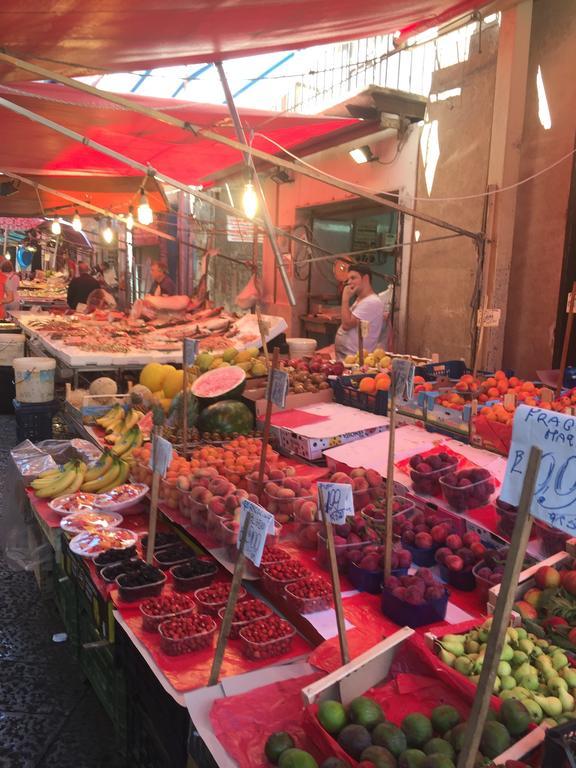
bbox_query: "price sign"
[149,435,173,478]
[501,404,576,535]
[266,368,289,409]
[477,308,501,327]
[183,338,199,366]
[392,359,415,400]
[317,482,354,524]
[239,499,275,567]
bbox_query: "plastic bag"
[10,440,57,479]
[236,275,261,309]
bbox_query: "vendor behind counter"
[334,263,388,360]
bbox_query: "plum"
[418,568,435,585]
[405,586,426,606]
[415,531,433,549]
[445,554,464,572]
[425,584,446,601]
[435,547,452,565]
[402,530,416,545]
[409,454,424,469]
[385,576,401,590]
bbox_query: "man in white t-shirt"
[334,263,385,360]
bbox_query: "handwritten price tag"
[317,482,354,524]
[239,499,275,567]
[183,338,199,366]
[266,368,289,409]
[501,405,576,535]
[149,435,173,478]
[477,308,501,327]
[392,359,415,400]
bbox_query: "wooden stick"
[255,304,271,369]
[556,281,576,398]
[182,341,189,457]
[257,347,280,494]
[319,496,350,665]
[358,325,364,367]
[384,390,396,581]
[457,446,542,768]
[473,293,490,379]
[145,429,161,565]
[208,510,252,685]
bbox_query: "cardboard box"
[488,550,571,608]
[243,387,334,418]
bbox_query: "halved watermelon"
[191,365,246,402]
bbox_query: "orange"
[487,387,500,398]
[374,373,391,391]
[359,377,377,394]
[494,370,507,380]
[497,379,509,394]
[509,376,520,387]
[413,375,426,385]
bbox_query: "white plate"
[60,510,123,534]
[68,528,138,558]
[49,493,100,516]
[93,483,149,512]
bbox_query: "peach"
[283,466,296,477]
[225,494,241,513]
[176,475,190,491]
[294,500,318,522]
[277,487,295,499]
[330,472,352,484]
[265,482,280,496]
[190,486,213,504]
[365,468,383,488]
[269,468,285,482]
[352,476,369,492]
[350,467,367,478]
[283,477,301,493]
[208,496,226,515]
[208,476,231,496]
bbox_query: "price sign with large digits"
[149,435,173,478]
[183,338,199,366]
[239,499,275,567]
[501,405,576,534]
[317,482,354,524]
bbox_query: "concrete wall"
[407,25,499,363]
[503,0,576,377]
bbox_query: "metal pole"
[0,51,482,241]
[216,61,296,306]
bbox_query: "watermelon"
[168,391,199,427]
[198,400,254,436]
[191,366,246,403]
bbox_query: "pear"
[535,655,553,672]
[532,695,563,718]
[535,639,550,649]
[500,644,514,662]
[469,630,480,642]
[465,639,480,654]
[519,676,539,692]
[518,639,534,655]
[493,677,502,694]
[440,649,456,667]
[454,657,474,676]
[542,666,559,684]
[442,635,467,645]
[561,668,576,688]
[498,661,512,677]
[514,662,538,682]
[552,651,569,671]
[541,717,560,728]
[500,676,516,691]
[516,627,528,640]
[511,651,528,667]
[440,641,465,657]
[522,699,543,723]
[532,646,543,658]
[559,688,575,712]
[547,677,569,694]
[500,690,524,702]
[506,627,519,644]
[511,687,530,699]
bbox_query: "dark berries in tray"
[94,545,137,570]
[170,559,218,592]
[153,544,195,568]
[141,532,181,551]
[100,559,146,583]
[115,565,166,601]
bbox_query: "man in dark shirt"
[149,260,176,296]
[67,262,101,309]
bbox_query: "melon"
[89,377,118,404]
[168,391,199,427]
[197,400,254,436]
[163,369,184,399]
[140,362,166,392]
[130,384,153,410]
[191,366,246,402]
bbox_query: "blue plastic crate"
[329,373,388,416]
[13,398,58,443]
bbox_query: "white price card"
[183,338,199,366]
[477,308,501,327]
[149,435,173,478]
[317,482,354,525]
[392,358,415,400]
[266,368,289,409]
[239,499,275,567]
[501,404,576,535]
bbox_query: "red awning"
[0,83,363,185]
[0,1,490,81]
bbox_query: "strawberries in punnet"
[217,599,272,638]
[285,577,333,613]
[262,561,311,595]
[158,613,216,655]
[194,583,247,613]
[140,593,195,632]
[239,615,295,659]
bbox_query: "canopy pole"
[216,61,295,306]
[0,50,481,241]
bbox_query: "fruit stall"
[7,345,576,768]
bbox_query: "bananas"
[33,461,87,499]
[96,404,123,428]
[81,459,122,492]
[111,426,142,459]
[83,451,114,482]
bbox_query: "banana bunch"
[80,451,130,492]
[97,406,142,442]
[110,426,143,460]
[31,460,88,499]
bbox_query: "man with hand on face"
[334,263,385,361]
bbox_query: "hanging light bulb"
[72,209,82,232]
[242,181,258,220]
[137,188,153,225]
[126,206,134,232]
[102,219,114,245]
[50,219,62,236]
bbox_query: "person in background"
[67,262,100,310]
[334,263,385,360]
[149,260,176,296]
[82,288,117,314]
[101,260,118,289]
[1,260,20,315]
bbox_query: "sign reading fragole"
[501,404,576,535]
[149,435,173,478]
[183,338,199,366]
[392,358,415,400]
[266,368,289,409]
[238,499,275,567]
[317,482,354,524]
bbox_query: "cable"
[254,132,576,204]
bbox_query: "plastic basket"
[542,720,576,768]
[13,398,58,442]
[415,361,514,382]
[329,373,388,416]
